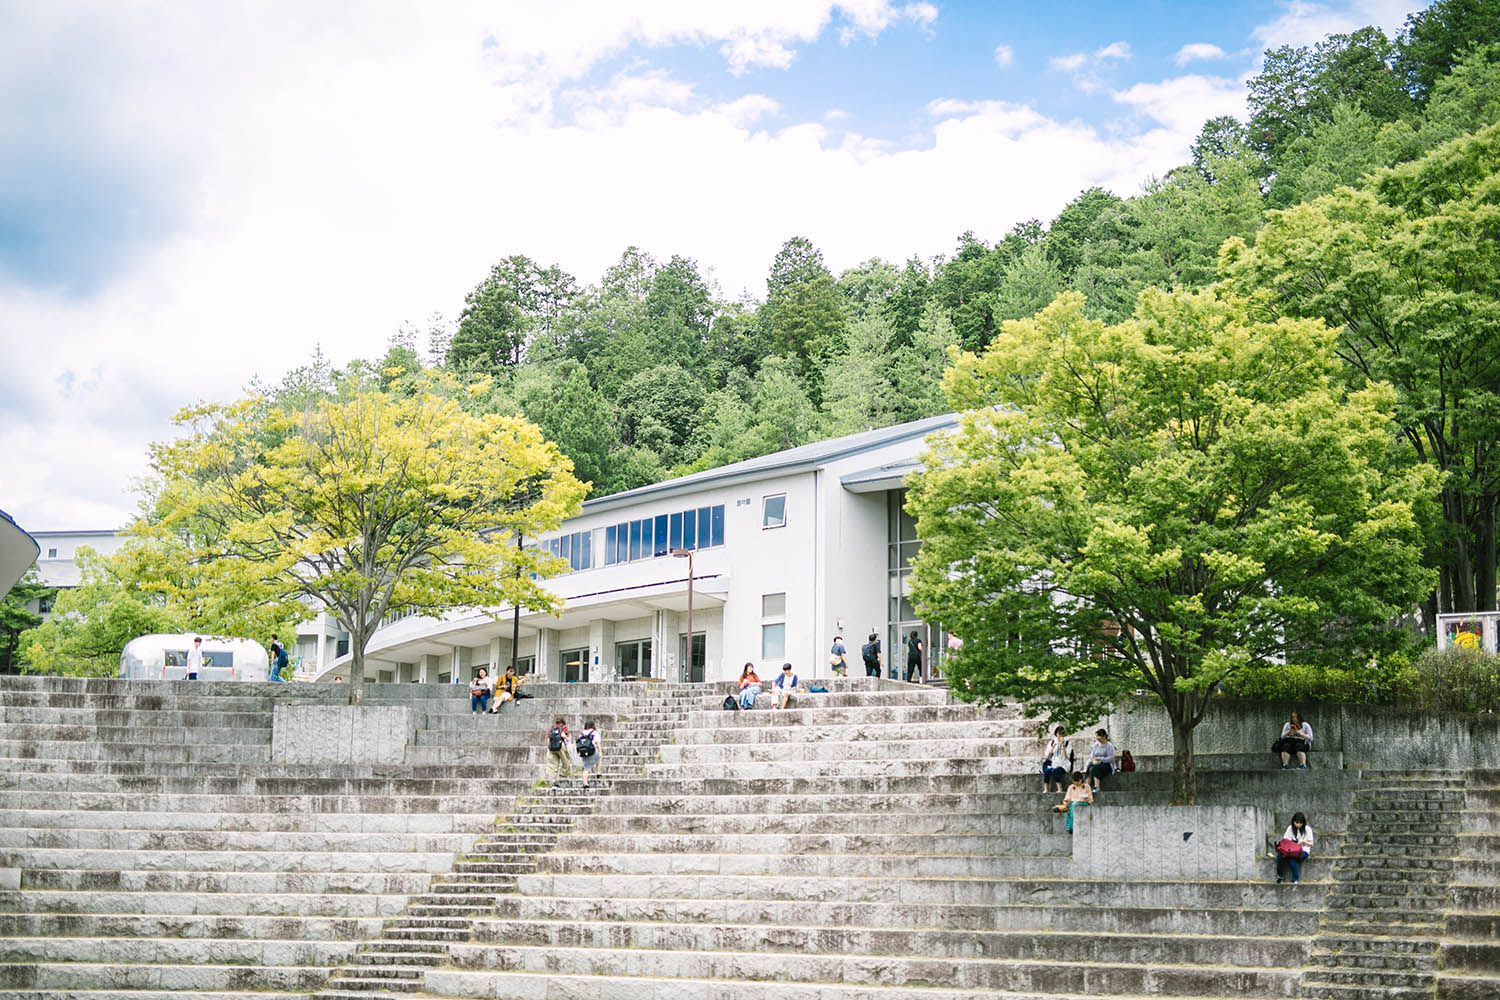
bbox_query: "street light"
[671,548,693,683]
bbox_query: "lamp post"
[671,548,693,683]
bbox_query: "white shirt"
[186,645,203,672]
[775,672,798,691]
[1045,737,1071,770]
[1283,823,1315,853]
[1281,721,1314,744]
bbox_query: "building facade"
[312,414,957,686]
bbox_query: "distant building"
[313,413,957,686]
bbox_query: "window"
[560,647,589,683]
[602,504,727,565]
[678,632,706,683]
[762,494,787,529]
[46,548,58,558]
[762,592,786,617]
[616,639,652,679]
[378,670,395,684]
[38,593,55,613]
[438,672,451,684]
[761,623,786,659]
[512,655,535,676]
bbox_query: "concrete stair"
[1437,767,1500,1000]
[1302,770,1466,1000]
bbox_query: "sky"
[0,0,1420,532]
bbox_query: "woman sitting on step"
[1085,729,1115,792]
[1274,711,1314,769]
[1276,812,1315,884]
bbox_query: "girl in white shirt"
[1275,711,1314,769]
[1276,812,1315,884]
[1042,726,1071,794]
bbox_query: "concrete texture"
[1073,805,1271,881]
[271,704,411,764]
[1103,700,1500,770]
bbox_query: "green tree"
[1396,0,1500,106]
[931,232,1007,351]
[511,360,620,495]
[760,237,848,386]
[146,385,587,704]
[1223,121,1500,615]
[447,255,577,374]
[883,257,931,348]
[992,243,1066,324]
[644,255,714,368]
[1044,188,1124,279]
[0,567,48,673]
[1380,43,1500,162]
[694,359,825,469]
[908,289,1433,804]
[1267,102,1389,208]
[615,365,708,469]
[19,547,180,676]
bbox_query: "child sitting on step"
[1054,772,1094,833]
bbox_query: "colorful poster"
[1444,618,1484,651]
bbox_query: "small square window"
[762,495,786,529]
[46,548,58,558]
[761,622,786,659]
[762,592,786,618]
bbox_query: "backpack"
[548,726,564,751]
[576,731,596,758]
[1119,749,1136,773]
[722,695,740,711]
[861,643,879,668]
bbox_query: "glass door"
[616,639,652,679]
[560,647,588,683]
[678,632,706,683]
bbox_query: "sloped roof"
[582,413,957,514]
[0,508,40,598]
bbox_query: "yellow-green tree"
[148,385,586,703]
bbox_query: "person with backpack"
[268,634,289,683]
[861,632,882,678]
[829,635,848,677]
[545,717,573,784]
[904,629,923,683]
[575,719,600,789]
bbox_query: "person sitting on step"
[1274,711,1314,769]
[1042,725,1071,795]
[1276,811,1315,883]
[490,664,524,712]
[773,662,798,710]
[1085,729,1115,792]
[738,662,761,709]
[469,668,492,714]
[1054,772,1094,833]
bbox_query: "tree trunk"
[347,629,366,707]
[1169,710,1198,806]
[1477,496,1497,612]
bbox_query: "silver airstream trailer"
[120,634,270,682]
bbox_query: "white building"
[312,414,957,686]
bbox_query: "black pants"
[865,663,881,677]
[905,658,920,682]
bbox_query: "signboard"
[1437,612,1499,655]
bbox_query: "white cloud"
[1252,0,1411,50]
[1095,41,1131,61]
[993,44,1014,68]
[1049,53,1087,72]
[1112,74,1247,136]
[1175,42,1226,65]
[0,2,1246,531]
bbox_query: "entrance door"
[560,647,588,683]
[678,632,706,683]
[616,639,652,679]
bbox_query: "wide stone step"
[1,847,457,874]
[512,873,1330,908]
[484,895,1320,936]
[2,993,314,1000]
[0,912,384,940]
[683,704,1022,728]
[1303,968,1436,989]
[0,887,408,918]
[530,851,1070,879]
[0,828,479,854]
[573,810,1076,836]
[0,935,358,967]
[0,723,272,745]
[0,705,274,727]
[660,737,1044,763]
[17,868,433,896]
[1440,941,1500,976]
[0,961,333,991]
[1437,972,1500,1000]
[444,943,1302,995]
[672,719,1041,746]
[462,917,1303,965]
[554,830,1070,857]
[0,772,541,796]
[0,808,497,834]
[0,790,526,814]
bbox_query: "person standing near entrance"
[904,630,923,683]
[861,632,882,678]
[185,636,203,680]
[268,634,289,683]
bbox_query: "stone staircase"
[313,686,699,998]
[427,685,1329,999]
[1302,769,1466,1000]
[1436,768,1500,1000]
